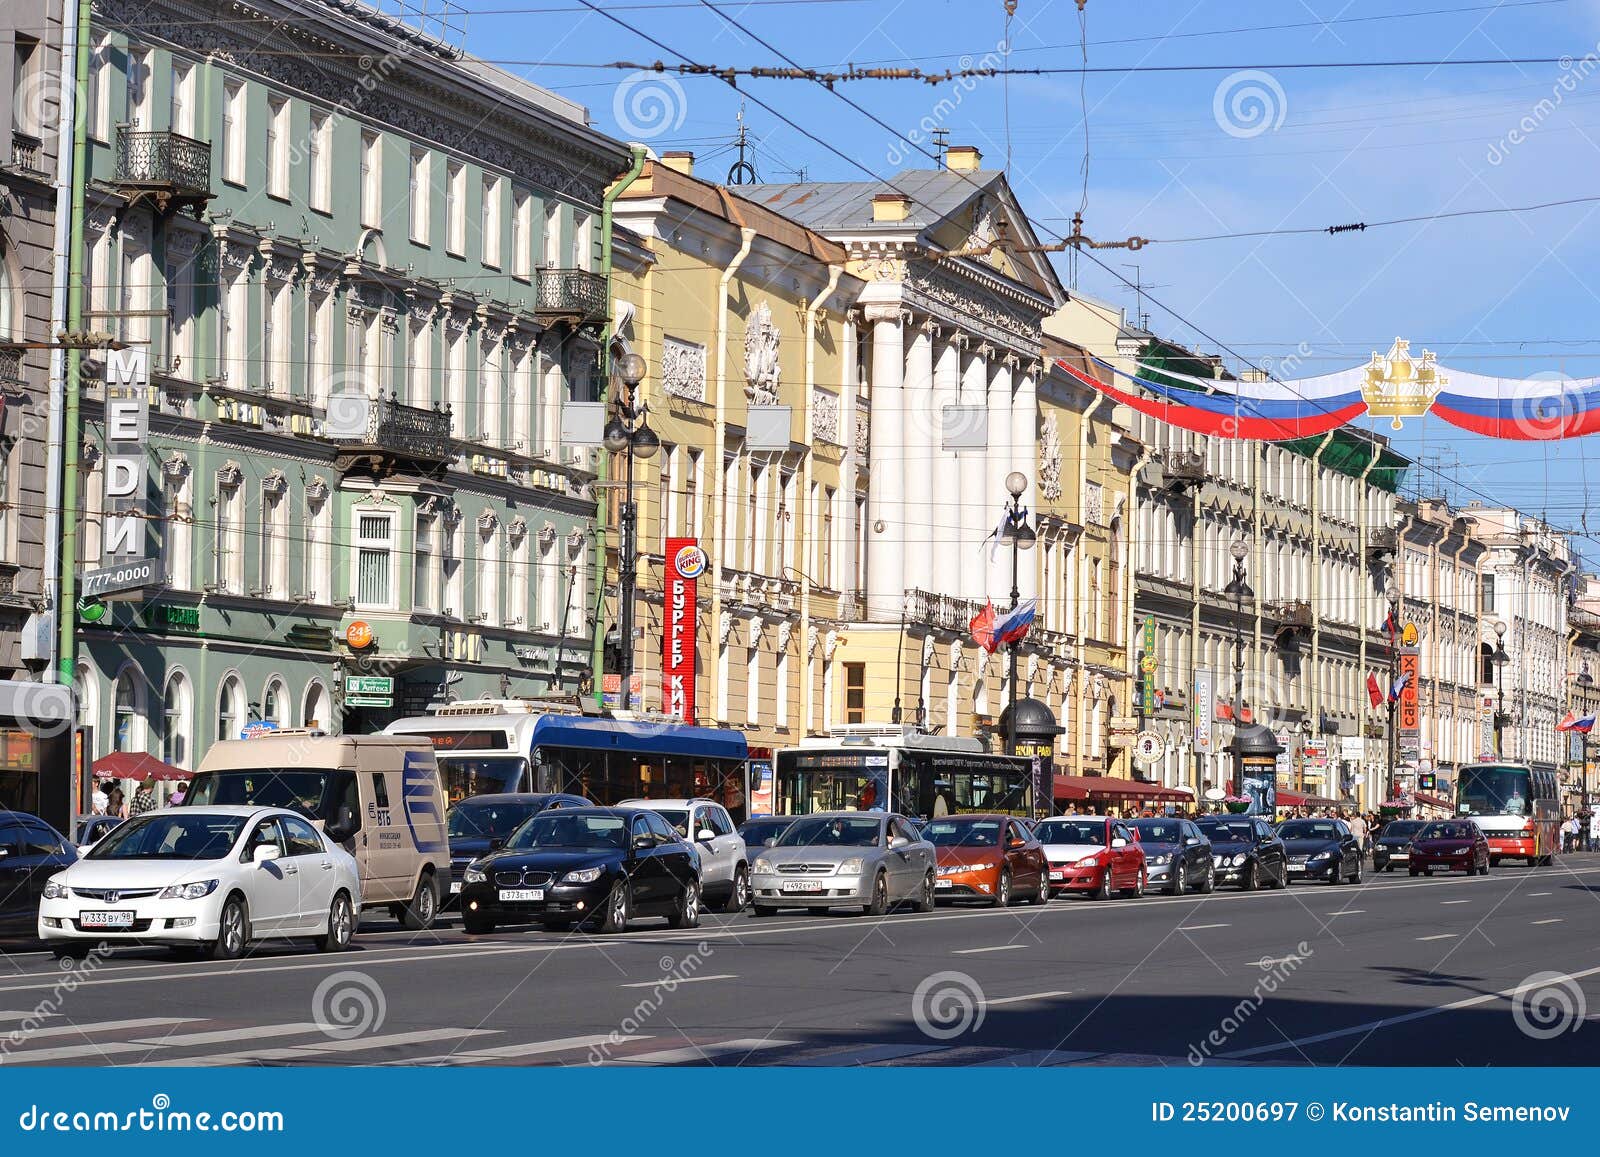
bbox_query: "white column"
[932,332,963,586]
[904,319,936,590]
[987,353,1015,603]
[957,343,989,601]
[1011,361,1038,605]
[865,304,905,619]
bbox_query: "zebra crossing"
[0,1012,1286,1067]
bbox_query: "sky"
[443,0,1600,551]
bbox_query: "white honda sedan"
[38,806,360,960]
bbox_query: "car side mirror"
[252,844,281,864]
[327,805,357,840]
[632,834,654,852]
[488,837,504,851]
[763,837,778,847]
[1110,837,1127,848]
[1006,837,1025,850]
[1185,837,1200,846]
[0,846,8,858]
[889,835,910,849]
[697,828,716,842]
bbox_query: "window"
[477,526,500,626]
[161,673,191,769]
[160,466,191,590]
[443,516,464,618]
[219,269,247,384]
[170,60,195,137]
[221,78,246,184]
[482,174,502,268]
[1480,642,1496,686]
[360,130,382,229]
[414,511,438,610]
[511,345,534,452]
[845,662,867,724]
[571,211,590,271]
[508,527,529,628]
[216,675,244,745]
[87,33,111,141]
[1482,574,1496,614]
[512,190,532,280]
[266,277,292,392]
[353,511,396,609]
[306,290,332,405]
[113,669,145,753]
[308,109,332,212]
[408,315,433,409]
[444,326,466,416]
[409,147,431,244]
[747,645,760,724]
[125,46,151,127]
[302,683,327,731]
[262,678,288,726]
[478,340,502,444]
[213,473,243,593]
[281,815,324,857]
[163,251,194,375]
[266,94,290,199]
[304,493,331,603]
[260,482,289,598]
[446,160,466,255]
[543,202,560,267]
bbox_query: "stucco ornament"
[1038,412,1063,500]
[743,301,782,406]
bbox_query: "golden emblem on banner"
[1361,338,1445,429]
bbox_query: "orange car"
[923,814,1049,906]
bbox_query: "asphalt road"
[1,855,1597,1067]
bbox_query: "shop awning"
[1052,773,1193,802]
[1275,788,1342,808]
[92,751,189,781]
[1415,791,1453,810]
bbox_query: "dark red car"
[923,814,1049,906]
[1409,819,1491,876]
[1035,815,1147,899]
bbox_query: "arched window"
[161,672,192,768]
[262,677,288,726]
[302,681,327,730]
[216,674,244,743]
[113,668,146,752]
[1479,642,1495,686]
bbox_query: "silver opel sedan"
[749,811,936,917]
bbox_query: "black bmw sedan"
[1195,815,1287,891]
[1277,818,1363,885]
[458,807,701,935]
[445,792,590,904]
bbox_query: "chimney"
[660,150,694,176]
[945,144,982,172]
[871,192,911,223]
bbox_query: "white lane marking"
[1328,910,1365,916]
[0,1040,157,1064]
[1529,892,1553,897]
[1224,961,1600,1059]
[442,1034,647,1063]
[130,1023,323,1048]
[619,973,737,988]
[954,944,1028,955]
[809,1042,948,1065]
[1442,899,1471,905]
[987,989,1072,1006]
[147,1028,498,1067]
[616,1037,797,1065]
[1,1016,194,1042]
[1180,923,1230,931]
[1416,933,1459,941]
[1532,918,1564,925]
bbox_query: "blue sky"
[456,0,1600,539]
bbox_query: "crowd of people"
[89,774,187,819]
[1561,811,1599,852]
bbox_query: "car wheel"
[1351,860,1363,885]
[864,871,889,916]
[1032,874,1050,903]
[597,882,631,933]
[995,869,1012,908]
[1243,861,1260,891]
[211,895,248,960]
[667,879,700,929]
[1093,870,1114,901]
[1128,869,1146,899]
[1200,867,1215,894]
[914,871,936,913]
[462,909,496,935]
[751,904,778,917]
[724,866,750,913]
[1170,866,1187,897]
[315,891,355,952]
[398,873,439,931]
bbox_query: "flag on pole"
[1388,671,1411,703]
[968,601,998,654]
[993,599,1038,647]
[1557,710,1596,733]
[1366,672,1383,709]
[1382,607,1399,642]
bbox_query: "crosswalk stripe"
[447,1034,647,1063]
[1417,933,1458,941]
[147,1027,498,1067]
[130,1023,324,1048]
[0,1040,158,1064]
[1,1016,195,1043]
[617,1037,798,1065]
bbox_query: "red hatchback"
[1409,819,1491,876]
[1035,815,1147,899]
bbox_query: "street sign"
[345,675,394,695]
[346,695,395,708]
[1132,730,1165,766]
[78,559,162,600]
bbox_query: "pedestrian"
[90,780,109,816]
[107,785,127,820]
[1564,815,1579,853]
[1589,810,1599,854]
[169,780,187,807]
[1345,809,1369,861]
[129,775,157,818]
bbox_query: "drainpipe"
[1356,443,1383,805]
[1307,431,1335,788]
[711,215,758,723]
[1075,391,1106,778]
[1451,529,1472,784]
[801,263,844,731]
[590,143,648,707]
[44,0,84,685]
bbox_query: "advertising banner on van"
[663,537,703,723]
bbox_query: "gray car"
[749,811,935,917]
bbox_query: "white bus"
[1455,760,1560,866]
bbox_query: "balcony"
[534,268,607,324]
[906,588,989,634]
[9,131,43,174]
[1276,600,1314,631]
[1163,447,1207,490]
[114,128,212,213]
[1367,526,1397,559]
[0,345,22,389]
[335,396,455,479]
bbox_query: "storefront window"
[162,672,191,768]
[263,678,287,726]
[114,670,144,752]
[216,675,243,743]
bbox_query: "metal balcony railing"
[906,588,989,633]
[366,397,454,461]
[1367,526,1398,558]
[10,131,42,173]
[0,346,22,388]
[114,128,211,196]
[534,268,607,321]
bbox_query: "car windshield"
[740,820,791,847]
[921,819,1003,847]
[447,800,542,840]
[1419,822,1475,841]
[505,813,627,852]
[1197,819,1254,841]
[1380,820,1426,838]
[1278,821,1340,840]
[1130,821,1182,843]
[87,813,246,860]
[1035,820,1107,846]
[774,816,884,848]
[184,769,342,821]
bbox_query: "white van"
[185,733,449,930]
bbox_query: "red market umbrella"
[91,751,189,781]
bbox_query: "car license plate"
[498,888,544,902]
[1392,851,1408,859]
[935,879,953,889]
[780,880,824,893]
[449,881,462,894]
[1049,870,1065,880]
[1286,864,1304,873]
[80,910,134,929]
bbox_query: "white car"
[619,798,749,911]
[38,806,360,960]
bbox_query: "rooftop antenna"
[1121,263,1166,332]
[930,127,951,168]
[727,102,759,185]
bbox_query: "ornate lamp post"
[1492,619,1510,758]
[604,351,660,711]
[1384,581,1400,804]
[1223,540,1252,724]
[1000,471,1036,755]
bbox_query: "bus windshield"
[774,751,898,815]
[1457,765,1531,817]
[438,756,528,804]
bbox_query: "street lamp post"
[1576,668,1593,826]
[1492,619,1510,759]
[1000,471,1036,756]
[604,351,660,712]
[1385,581,1400,806]
[1223,539,1252,737]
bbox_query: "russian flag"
[1389,671,1411,703]
[1558,711,1596,733]
[993,599,1037,647]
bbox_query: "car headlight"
[41,879,68,900]
[1079,854,1104,867]
[1227,854,1243,867]
[560,866,604,885]
[1308,851,1331,862]
[463,862,488,884]
[1148,853,1171,866]
[752,857,773,874]
[158,879,219,900]
[835,857,865,875]
[936,864,962,876]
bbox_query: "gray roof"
[739,169,1005,231]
